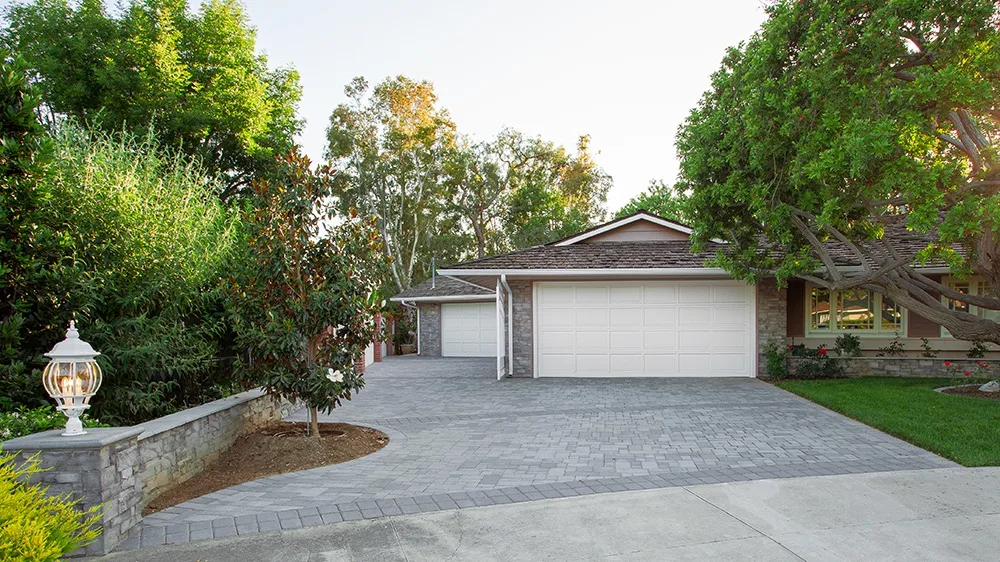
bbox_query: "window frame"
[940,276,997,337]
[804,283,907,336]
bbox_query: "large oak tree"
[678,0,1000,343]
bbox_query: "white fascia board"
[390,294,496,303]
[553,213,693,246]
[437,268,730,277]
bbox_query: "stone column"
[756,278,788,377]
[2,427,144,556]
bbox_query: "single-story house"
[391,211,996,379]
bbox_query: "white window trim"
[940,276,995,338]
[804,283,907,336]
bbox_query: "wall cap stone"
[136,388,270,441]
[1,426,143,451]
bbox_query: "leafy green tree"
[326,76,457,291]
[615,180,689,222]
[4,0,302,200]
[231,149,389,437]
[677,0,1000,343]
[504,134,611,248]
[0,51,66,410]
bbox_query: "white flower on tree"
[326,369,344,383]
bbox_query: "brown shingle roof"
[392,275,494,300]
[444,241,723,270]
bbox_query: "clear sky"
[242,1,768,212]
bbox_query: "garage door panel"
[575,308,608,327]
[576,354,611,372]
[679,285,712,303]
[610,285,642,303]
[713,305,749,326]
[644,354,679,373]
[441,303,497,357]
[610,308,643,327]
[643,330,677,351]
[678,306,712,326]
[643,308,677,326]
[678,330,712,351]
[644,284,678,303]
[610,331,642,351]
[536,281,753,377]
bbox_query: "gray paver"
[129,356,955,552]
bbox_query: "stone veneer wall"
[1,427,144,556]
[509,280,534,378]
[417,303,442,357]
[787,356,1000,378]
[136,389,293,505]
[2,389,292,556]
[756,278,788,377]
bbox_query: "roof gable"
[552,211,692,246]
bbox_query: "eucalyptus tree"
[678,0,1000,343]
[326,76,457,292]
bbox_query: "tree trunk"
[309,406,320,439]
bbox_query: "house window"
[942,277,1000,335]
[807,286,904,334]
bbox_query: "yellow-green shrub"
[0,454,101,561]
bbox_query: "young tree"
[4,0,302,200]
[615,180,689,222]
[326,76,456,292]
[677,0,1000,343]
[231,149,389,437]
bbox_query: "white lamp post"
[42,321,103,436]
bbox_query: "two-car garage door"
[535,281,754,377]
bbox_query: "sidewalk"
[99,467,1000,561]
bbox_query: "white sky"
[242,0,769,212]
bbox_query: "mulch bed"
[940,386,1000,401]
[143,421,388,515]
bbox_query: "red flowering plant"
[944,360,992,380]
[788,345,843,379]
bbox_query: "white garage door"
[535,281,754,377]
[441,302,497,357]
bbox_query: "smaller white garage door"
[441,302,497,357]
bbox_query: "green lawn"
[775,377,1000,467]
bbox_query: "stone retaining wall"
[1,389,292,555]
[137,389,294,505]
[786,356,999,378]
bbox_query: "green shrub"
[0,453,101,560]
[764,342,789,378]
[968,341,988,359]
[834,333,862,357]
[791,346,844,379]
[0,407,108,441]
[876,332,906,357]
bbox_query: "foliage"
[615,180,689,223]
[4,0,302,200]
[944,360,991,379]
[967,341,988,359]
[790,345,844,378]
[763,342,789,378]
[0,406,107,441]
[920,337,938,358]
[776,377,1000,466]
[0,51,242,425]
[0,453,102,560]
[327,76,611,291]
[834,333,862,357]
[676,0,1000,343]
[0,51,64,412]
[502,134,611,250]
[326,76,457,293]
[230,148,390,436]
[876,333,906,357]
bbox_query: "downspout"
[500,274,514,376]
[401,300,419,355]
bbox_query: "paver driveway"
[132,356,954,550]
